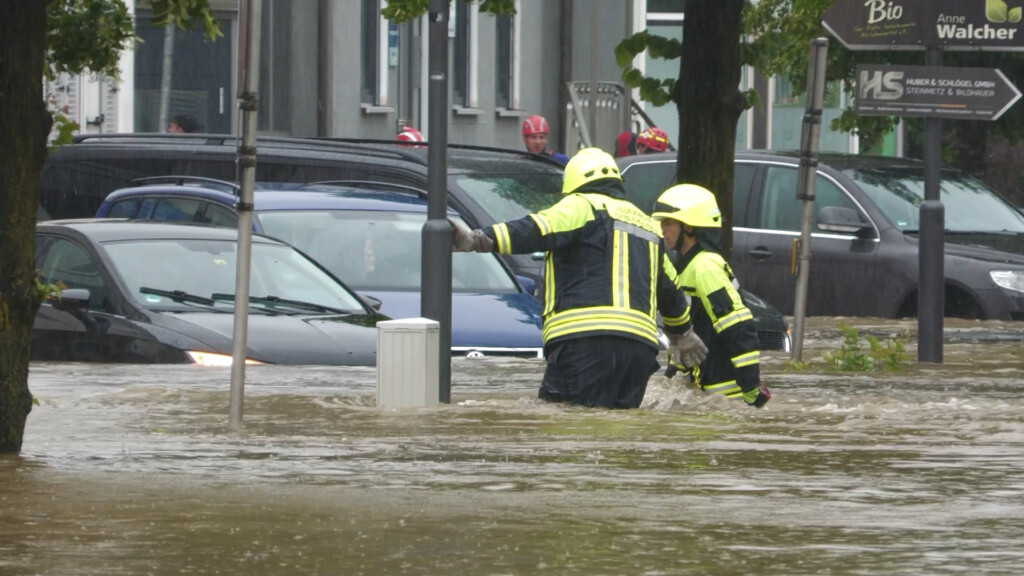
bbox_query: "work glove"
[742,385,771,408]
[668,326,707,369]
[449,218,494,253]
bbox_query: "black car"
[619,151,1024,320]
[33,220,384,365]
[40,133,564,284]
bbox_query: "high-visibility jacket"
[485,191,692,349]
[669,244,760,397]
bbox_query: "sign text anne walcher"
[823,0,1024,51]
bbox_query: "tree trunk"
[676,0,747,260]
[0,0,51,453]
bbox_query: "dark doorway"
[134,17,234,133]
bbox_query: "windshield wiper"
[211,293,353,315]
[140,287,217,307]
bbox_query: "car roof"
[37,218,286,244]
[617,149,945,172]
[103,181,458,214]
[62,133,565,173]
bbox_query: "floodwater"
[3,318,1023,575]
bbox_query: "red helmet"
[397,126,424,143]
[637,127,669,152]
[522,115,549,136]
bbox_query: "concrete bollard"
[376,318,439,408]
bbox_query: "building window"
[648,0,685,12]
[452,0,477,108]
[495,1,520,109]
[259,0,292,131]
[362,0,380,104]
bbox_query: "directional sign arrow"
[855,64,1022,120]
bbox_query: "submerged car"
[619,151,1024,320]
[95,180,545,357]
[33,220,384,365]
[41,134,564,284]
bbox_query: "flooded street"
[3,317,1024,575]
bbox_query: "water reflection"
[3,318,1023,574]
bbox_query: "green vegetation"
[823,322,908,372]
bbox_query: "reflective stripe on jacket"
[670,245,760,395]
[488,191,691,348]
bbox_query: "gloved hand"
[668,326,707,368]
[449,218,494,253]
[742,385,771,408]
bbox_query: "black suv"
[619,151,1024,321]
[41,133,565,283]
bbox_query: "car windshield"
[256,210,520,292]
[102,238,366,313]
[450,172,563,222]
[848,167,1024,233]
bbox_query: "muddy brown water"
[2,318,1023,575]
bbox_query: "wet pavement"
[2,317,1023,575]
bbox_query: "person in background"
[652,183,771,408]
[168,114,200,134]
[397,126,424,146]
[635,126,669,154]
[615,131,638,158]
[450,148,707,409]
[521,115,569,165]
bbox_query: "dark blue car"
[96,178,544,358]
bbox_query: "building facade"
[49,0,863,156]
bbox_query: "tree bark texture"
[675,0,746,260]
[0,0,52,453]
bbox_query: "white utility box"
[376,318,439,408]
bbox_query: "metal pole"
[229,0,262,428]
[791,38,828,363]
[421,0,453,403]
[158,23,175,131]
[918,46,945,363]
[588,4,597,146]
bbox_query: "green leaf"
[1010,6,1022,23]
[987,0,1009,23]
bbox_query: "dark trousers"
[539,336,660,409]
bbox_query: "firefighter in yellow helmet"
[450,148,706,409]
[652,184,771,407]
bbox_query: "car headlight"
[990,270,1024,293]
[186,351,265,366]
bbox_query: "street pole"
[422,0,453,403]
[918,46,945,363]
[791,38,828,363]
[229,0,261,428]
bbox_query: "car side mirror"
[359,293,383,312]
[817,206,874,238]
[51,288,91,311]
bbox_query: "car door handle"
[748,247,773,261]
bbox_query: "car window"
[38,238,113,313]
[450,173,563,223]
[151,197,203,222]
[621,160,676,214]
[201,203,238,227]
[760,166,858,232]
[733,163,755,228]
[849,167,1024,233]
[107,198,141,218]
[102,239,366,313]
[258,210,518,293]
